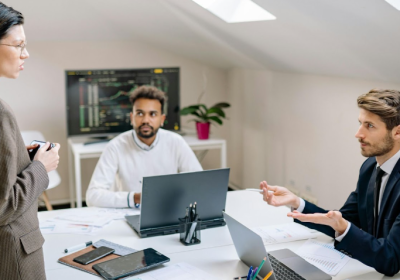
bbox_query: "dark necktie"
[374,167,386,236]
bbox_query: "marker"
[251,267,258,280]
[245,188,274,193]
[64,241,92,253]
[192,202,196,221]
[247,266,253,280]
[185,207,189,222]
[188,203,193,222]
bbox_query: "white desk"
[67,135,227,208]
[39,191,395,280]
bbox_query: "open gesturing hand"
[287,210,348,235]
[260,181,300,209]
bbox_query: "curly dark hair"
[129,85,167,113]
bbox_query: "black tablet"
[92,248,169,280]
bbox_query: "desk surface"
[40,191,395,280]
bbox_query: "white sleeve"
[295,198,306,212]
[86,142,131,208]
[335,222,352,242]
[177,137,203,173]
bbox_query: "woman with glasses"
[0,2,60,279]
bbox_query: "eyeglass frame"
[0,42,27,56]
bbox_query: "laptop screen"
[140,168,230,229]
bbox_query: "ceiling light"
[386,0,400,10]
[192,0,276,23]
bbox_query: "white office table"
[40,191,395,280]
[67,135,227,208]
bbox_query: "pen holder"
[179,217,201,246]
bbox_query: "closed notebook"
[58,245,120,276]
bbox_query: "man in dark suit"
[260,89,400,276]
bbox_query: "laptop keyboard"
[268,253,306,280]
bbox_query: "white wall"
[228,68,400,209]
[0,40,228,204]
[4,39,400,210]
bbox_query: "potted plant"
[180,102,230,139]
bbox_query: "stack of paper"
[40,207,140,235]
[252,223,320,244]
[126,263,218,280]
[296,239,350,276]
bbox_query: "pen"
[247,266,253,280]
[189,203,193,222]
[64,241,92,253]
[252,257,266,280]
[245,188,274,193]
[262,271,273,280]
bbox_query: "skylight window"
[192,0,276,23]
[386,0,400,10]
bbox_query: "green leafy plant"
[180,102,230,125]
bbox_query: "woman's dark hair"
[0,2,24,40]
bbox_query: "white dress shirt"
[86,129,203,208]
[296,148,400,241]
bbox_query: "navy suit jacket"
[295,157,400,276]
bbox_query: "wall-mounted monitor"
[65,67,180,137]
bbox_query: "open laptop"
[126,169,230,238]
[223,212,332,280]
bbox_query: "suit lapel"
[377,161,400,233]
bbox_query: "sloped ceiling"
[11,0,400,82]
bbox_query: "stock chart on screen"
[66,68,180,137]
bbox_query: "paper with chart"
[296,239,350,275]
[252,223,320,244]
[53,207,139,227]
[39,221,101,235]
[125,263,218,280]
[40,207,140,235]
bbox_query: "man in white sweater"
[86,86,202,208]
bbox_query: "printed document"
[252,223,320,244]
[296,239,350,276]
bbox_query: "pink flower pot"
[196,122,210,140]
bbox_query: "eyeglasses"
[0,42,27,56]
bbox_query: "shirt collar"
[132,129,160,151]
[377,148,400,176]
